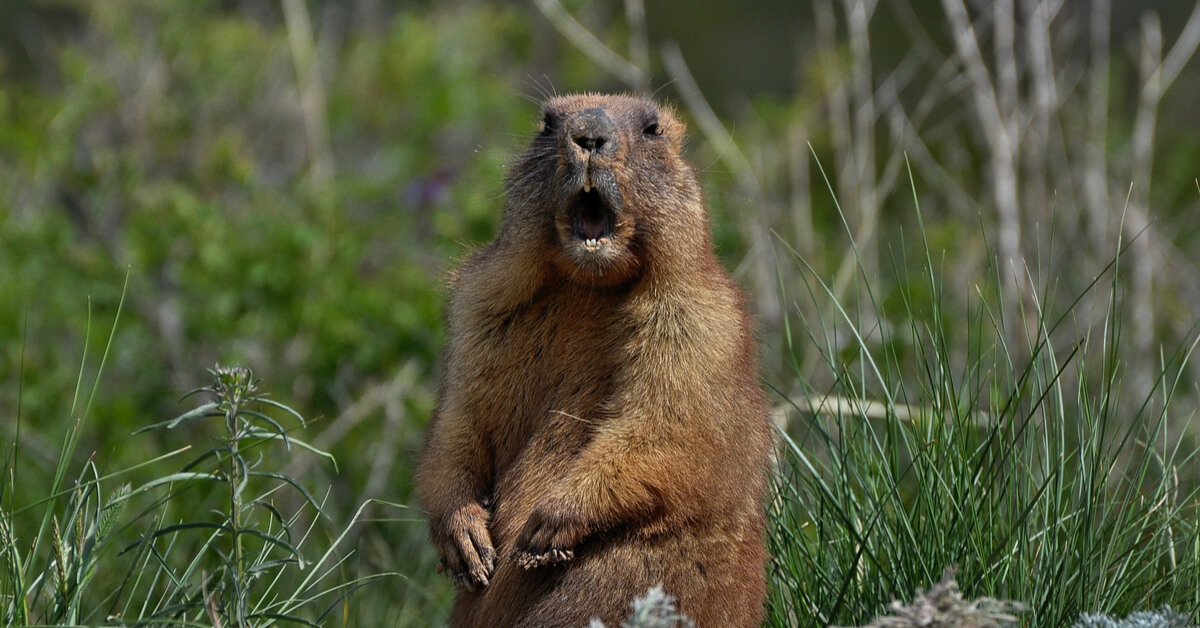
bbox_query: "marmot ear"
[445,266,462,287]
[540,111,559,136]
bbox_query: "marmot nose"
[569,108,616,155]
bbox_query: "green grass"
[765,169,1200,627]
[1,294,399,626]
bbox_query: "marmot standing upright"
[417,94,773,628]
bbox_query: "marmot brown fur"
[416,93,773,628]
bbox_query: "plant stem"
[226,400,246,627]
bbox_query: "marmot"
[416,94,773,628]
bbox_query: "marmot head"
[503,94,707,288]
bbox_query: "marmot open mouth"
[572,189,613,247]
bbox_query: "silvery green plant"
[837,569,1025,628]
[1073,608,1196,628]
[586,585,695,628]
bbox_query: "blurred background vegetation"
[3,0,1200,624]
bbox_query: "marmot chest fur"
[417,93,773,628]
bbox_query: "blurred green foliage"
[3,1,544,475]
[5,0,1200,624]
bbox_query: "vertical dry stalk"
[531,0,648,90]
[814,0,856,237]
[1127,3,1200,397]
[788,121,815,267]
[282,0,334,185]
[1085,0,1112,247]
[816,2,845,157]
[660,44,759,195]
[783,120,815,377]
[828,0,881,303]
[1020,0,1059,227]
[623,0,649,85]
[940,0,1026,344]
[660,43,779,339]
[941,7,1014,205]
[1129,14,1163,400]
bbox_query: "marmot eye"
[642,122,661,136]
[540,113,558,136]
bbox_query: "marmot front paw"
[432,502,496,591]
[512,503,586,569]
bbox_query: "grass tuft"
[766,167,1200,627]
